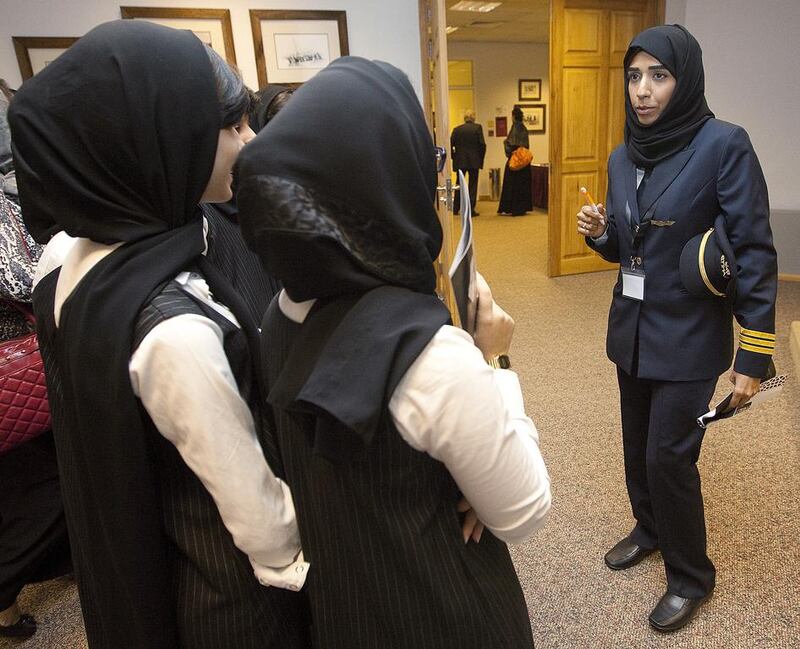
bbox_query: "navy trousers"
[617,367,717,598]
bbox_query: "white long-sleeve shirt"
[279,290,551,544]
[52,237,308,591]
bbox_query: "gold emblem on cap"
[720,254,730,279]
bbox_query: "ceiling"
[446,0,550,44]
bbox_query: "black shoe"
[649,591,711,632]
[0,614,37,639]
[604,536,656,570]
[472,211,480,216]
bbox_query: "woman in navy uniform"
[577,25,777,632]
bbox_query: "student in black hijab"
[236,56,551,649]
[199,84,294,324]
[578,24,776,632]
[0,82,70,642]
[9,20,310,648]
[250,84,294,134]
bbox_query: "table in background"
[531,164,549,210]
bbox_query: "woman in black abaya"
[9,21,309,649]
[498,105,533,216]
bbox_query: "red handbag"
[0,303,50,455]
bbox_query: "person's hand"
[473,273,514,362]
[577,203,607,238]
[728,370,761,409]
[457,497,484,544]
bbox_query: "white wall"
[664,0,686,25]
[677,0,799,212]
[0,0,422,96]
[4,0,797,255]
[447,41,549,199]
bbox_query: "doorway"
[445,1,551,276]
[420,0,664,283]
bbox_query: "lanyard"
[629,217,651,270]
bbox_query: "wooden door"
[419,0,458,320]
[548,0,664,276]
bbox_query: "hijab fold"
[9,20,259,647]
[624,24,714,168]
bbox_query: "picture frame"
[514,104,546,134]
[518,78,542,101]
[249,10,349,88]
[120,7,237,66]
[12,36,80,80]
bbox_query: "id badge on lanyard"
[622,211,649,300]
[622,223,645,302]
[621,266,645,301]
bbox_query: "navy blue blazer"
[587,119,777,381]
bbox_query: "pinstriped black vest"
[36,272,311,649]
[262,299,535,649]
[202,204,282,326]
[130,280,310,649]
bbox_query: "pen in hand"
[580,187,605,225]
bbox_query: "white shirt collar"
[278,289,316,324]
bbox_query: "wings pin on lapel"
[650,219,675,227]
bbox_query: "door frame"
[419,0,458,320]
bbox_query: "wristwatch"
[488,354,511,370]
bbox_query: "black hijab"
[250,84,293,133]
[9,20,257,647]
[236,57,450,459]
[624,24,714,168]
[237,57,443,302]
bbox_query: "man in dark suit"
[450,110,486,215]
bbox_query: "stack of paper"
[448,170,477,334]
[697,374,787,429]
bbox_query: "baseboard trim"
[779,273,800,282]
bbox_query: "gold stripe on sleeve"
[741,334,775,349]
[741,328,776,341]
[740,342,774,355]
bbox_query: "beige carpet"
[6,204,799,648]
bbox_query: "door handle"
[436,179,458,210]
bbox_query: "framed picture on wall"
[13,37,80,80]
[120,7,237,66]
[249,10,349,88]
[515,104,546,134]
[518,78,541,101]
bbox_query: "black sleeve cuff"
[733,347,772,379]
